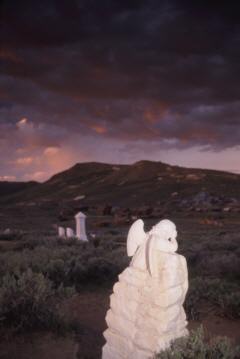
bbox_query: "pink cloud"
[44,146,60,156]
[15,157,34,166]
[0,175,17,181]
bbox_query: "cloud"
[0,0,239,180]
[15,157,34,166]
[0,175,17,181]
[16,117,33,131]
[17,118,28,127]
[24,171,47,181]
[44,146,60,156]
[90,124,108,134]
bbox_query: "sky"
[0,0,240,182]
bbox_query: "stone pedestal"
[75,212,88,241]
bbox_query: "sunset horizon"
[1,1,239,180]
[1,155,239,183]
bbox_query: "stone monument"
[75,212,88,241]
[58,226,65,238]
[102,219,188,359]
[66,227,75,238]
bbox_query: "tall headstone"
[75,212,88,241]
[58,226,65,238]
[102,219,188,359]
[66,227,75,238]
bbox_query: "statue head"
[149,219,178,253]
[126,218,179,276]
[146,219,178,276]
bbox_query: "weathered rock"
[179,192,240,213]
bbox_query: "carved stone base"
[102,263,188,359]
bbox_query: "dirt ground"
[0,288,239,359]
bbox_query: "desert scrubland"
[0,162,239,358]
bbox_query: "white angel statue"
[102,218,189,359]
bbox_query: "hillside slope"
[0,181,39,198]
[1,161,240,206]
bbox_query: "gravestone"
[102,219,188,359]
[66,227,75,238]
[58,226,65,238]
[75,212,88,241]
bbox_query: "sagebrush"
[155,326,240,359]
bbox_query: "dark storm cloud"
[0,0,239,179]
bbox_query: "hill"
[0,181,39,198]
[1,161,240,207]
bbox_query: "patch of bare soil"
[189,314,240,344]
[64,289,111,359]
[0,334,77,359]
[71,291,240,358]
[0,289,110,359]
[0,288,239,359]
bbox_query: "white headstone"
[102,219,189,359]
[58,226,65,238]
[75,212,88,241]
[66,227,75,238]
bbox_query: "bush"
[179,234,240,281]
[0,231,23,242]
[218,291,240,319]
[185,278,240,320]
[197,253,240,280]
[155,326,240,359]
[0,238,128,289]
[0,269,74,333]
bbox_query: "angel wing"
[127,219,147,257]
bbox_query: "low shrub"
[0,238,128,289]
[155,326,240,359]
[185,277,240,320]
[0,231,23,242]
[218,291,240,319]
[0,269,74,333]
[197,253,240,280]
[179,234,240,281]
